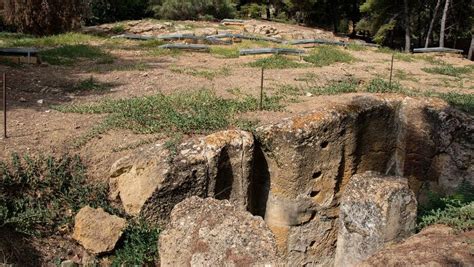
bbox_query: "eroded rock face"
[254,95,473,265]
[159,197,278,266]
[110,94,473,264]
[334,172,417,267]
[359,225,474,267]
[110,130,254,226]
[72,206,126,254]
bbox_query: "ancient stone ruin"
[109,94,473,265]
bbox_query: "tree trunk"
[425,0,442,48]
[440,0,450,48]
[266,0,271,20]
[468,34,474,60]
[404,0,411,52]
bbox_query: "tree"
[425,0,441,48]
[439,0,450,47]
[3,0,85,35]
[469,32,474,60]
[403,0,411,52]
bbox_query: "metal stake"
[3,73,6,139]
[389,53,395,90]
[260,67,264,111]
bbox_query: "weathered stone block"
[159,197,278,266]
[72,206,126,254]
[334,171,417,266]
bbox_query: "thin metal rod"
[260,67,264,111]
[389,53,395,90]
[3,72,6,139]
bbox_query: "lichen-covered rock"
[109,130,254,226]
[72,206,126,254]
[359,225,474,267]
[159,197,278,266]
[334,172,417,267]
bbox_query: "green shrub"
[239,3,264,19]
[417,181,474,231]
[112,220,160,266]
[0,154,112,236]
[111,24,126,34]
[86,0,151,25]
[248,55,305,69]
[157,0,236,20]
[304,46,354,67]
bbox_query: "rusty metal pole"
[389,53,395,90]
[3,73,6,139]
[260,67,264,111]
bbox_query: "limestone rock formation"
[110,94,473,264]
[109,130,254,226]
[159,197,278,266]
[254,95,473,265]
[359,225,474,266]
[72,206,126,254]
[334,172,417,267]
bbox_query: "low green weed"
[366,78,406,93]
[422,65,473,77]
[0,154,112,237]
[170,66,231,80]
[112,220,160,266]
[248,54,305,69]
[55,89,284,146]
[417,181,474,231]
[304,46,354,67]
[40,44,114,65]
[210,47,240,58]
[309,79,359,95]
[0,33,101,48]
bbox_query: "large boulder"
[109,130,254,226]
[359,225,474,266]
[254,95,473,264]
[72,206,126,254]
[159,197,278,266]
[334,172,417,267]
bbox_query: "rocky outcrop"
[110,94,473,264]
[159,197,278,266]
[254,95,473,265]
[359,225,474,266]
[334,172,417,267]
[72,206,126,254]
[109,130,254,226]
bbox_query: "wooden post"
[260,67,264,111]
[3,73,6,139]
[389,54,395,90]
